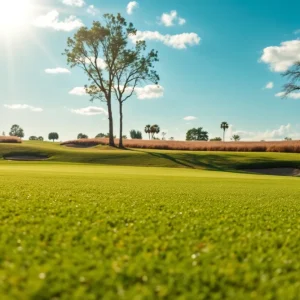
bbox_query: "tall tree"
[150,124,160,139]
[112,37,159,148]
[144,124,151,140]
[64,14,135,147]
[9,124,24,138]
[161,132,167,140]
[186,127,209,141]
[220,122,229,142]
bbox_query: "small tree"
[38,136,44,141]
[169,137,174,140]
[284,137,292,141]
[231,134,241,141]
[9,124,24,138]
[29,136,38,140]
[130,130,142,139]
[144,125,151,140]
[161,132,167,140]
[2,131,5,136]
[122,135,128,139]
[95,133,106,138]
[150,124,160,139]
[48,132,59,142]
[210,137,222,141]
[77,133,88,139]
[220,121,229,142]
[186,127,209,141]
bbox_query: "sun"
[0,0,34,33]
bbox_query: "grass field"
[1,141,300,170]
[0,142,300,299]
[0,160,300,299]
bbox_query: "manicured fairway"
[0,162,299,299]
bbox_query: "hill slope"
[1,141,300,171]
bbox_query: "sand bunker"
[247,168,300,176]
[63,143,96,148]
[4,155,49,161]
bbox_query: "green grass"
[0,162,299,299]
[1,141,300,171]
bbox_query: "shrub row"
[61,138,300,153]
[0,136,22,144]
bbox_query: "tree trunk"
[107,97,115,147]
[223,129,225,142]
[119,101,124,148]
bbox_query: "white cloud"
[265,81,274,89]
[71,106,108,116]
[260,40,300,72]
[129,31,200,49]
[87,5,99,16]
[34,10,84,32]
[275,91,300,99]
[69,87,87,96]
[129,85,164,99]
[62,0,85,7]
[4,104,43,112]
[70,84,163,99]
[183,116,197,121]
[127,1,138,15]
[227,123,300,141]
[160,10,186,27]
[45,68,71,74]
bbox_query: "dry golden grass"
[0,136,22,143]
[61,138,300,153]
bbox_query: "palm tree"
[144,125,151,140]
[220,121,229,142]
[150,124,160,139]
[161,132,167,140]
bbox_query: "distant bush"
[77,133,88,139]
[29,136,44,141]
[0,136,22,143]
[130,130,142,139]
[60,138,300,153]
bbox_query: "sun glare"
[0,0,33,33]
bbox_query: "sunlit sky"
[1,0,300,141]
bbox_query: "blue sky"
[1,0,300,141]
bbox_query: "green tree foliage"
[130,130,142,139]
[29,136,44,141]
[64,14,159,149]
[122,135,128,139]
[77,133,88,139]
[144,125,151,140]
[95,133,106,138]
[150,125,160,139]
[231,134,241,141]
[220,122,229,142]
[186,127,209,141]
[284,137,292,141]
[48,132,59,142]
[9,124,24,138]
[210,137,222,141]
